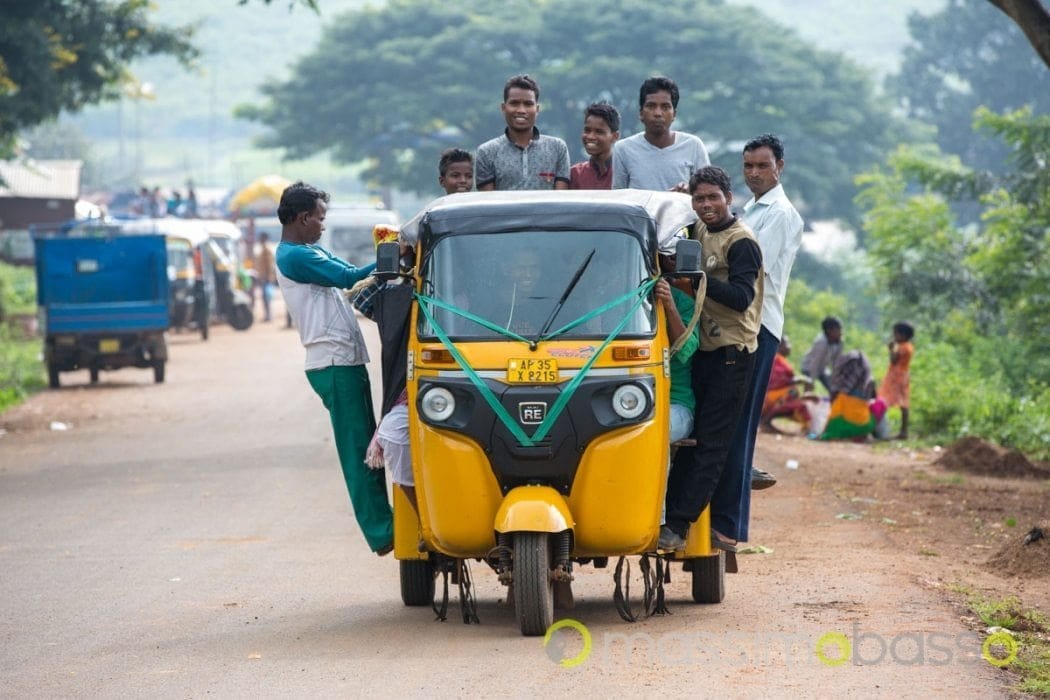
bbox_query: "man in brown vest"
[660,166,764,558]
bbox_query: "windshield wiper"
[532,249,596,347]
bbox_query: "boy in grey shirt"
[475,74,570,191]
[612,76,709,191]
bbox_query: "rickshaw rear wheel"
[89,367,100,384]
[399,559,435,606]
[153,360,165,384]
[690,552,726,604]
[229,304,254,331]
[48,363,60,389]
[513,532,554,636]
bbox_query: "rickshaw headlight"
[421,387,456,422]
[612,384,648,420]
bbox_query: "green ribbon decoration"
[416,298,535,446]
[415,276,659,447]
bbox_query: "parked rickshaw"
[201,220,253,331]
[121,219,214,340]
[165,235,205,337]
[380,190,725,636]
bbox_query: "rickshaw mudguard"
[494,486,575,534]
[393,487,427,561]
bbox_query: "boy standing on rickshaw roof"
[660,166,763,555]
[569,102,620,190]
[274,181,394,556]
[438,148,474,194]
[475,74,571,191]
[612,76,710,192]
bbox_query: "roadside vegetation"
[951,586,1050,697]
[782,107,1049,461]
[0,262,44,412]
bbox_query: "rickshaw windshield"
[166,240,193,278]
[420,230,655,340]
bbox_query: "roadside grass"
[949,585,1050,697]
[0,262,44,413]
[0,324,44,413]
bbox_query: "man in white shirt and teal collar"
[612,76,710,192]
[711,134,804,546]
[275,181,393,556]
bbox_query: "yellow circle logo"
[543,618,593,668]
[982,631,1018,668]
[815,631,852,667]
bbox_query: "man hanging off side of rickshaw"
[274,181,394,556]
[655,253,699,444]
[659,166,764,555]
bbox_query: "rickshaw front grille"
[416,375,655,495]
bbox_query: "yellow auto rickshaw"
[380,190,724,636]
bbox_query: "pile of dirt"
[985,526,1050,579]
[935,436,1050,479]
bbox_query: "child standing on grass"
[879,321,915,439]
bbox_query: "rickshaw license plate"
[99,338,119,353]
[507,358,559,384]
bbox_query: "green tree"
[239,0,902,222]
[242,0,319,9]
[856,108,1049,455]
[856,107,1050,388]
[0,0,197,159]
[890,0,1050,176]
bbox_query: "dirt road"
[1,306,1044,696]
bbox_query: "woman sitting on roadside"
[760,335,815,432]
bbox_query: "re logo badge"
[519,402,547,424]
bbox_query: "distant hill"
[725,0,944,77]
[63,0,945,194]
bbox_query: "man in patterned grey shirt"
[475,74,570,191]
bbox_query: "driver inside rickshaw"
[497,247,546,336]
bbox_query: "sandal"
[710,530,738,553]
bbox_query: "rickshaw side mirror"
[673,239,702,277]
[375,242,400,281]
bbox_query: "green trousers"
[307,365,393,551]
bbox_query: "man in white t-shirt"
[611,76,710,192]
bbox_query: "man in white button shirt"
[710,134,804,548]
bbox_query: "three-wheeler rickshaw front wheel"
[513,532,554,636]
[399,559,436,607]
[689,552,726,604]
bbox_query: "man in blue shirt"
[275,181,393,555]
